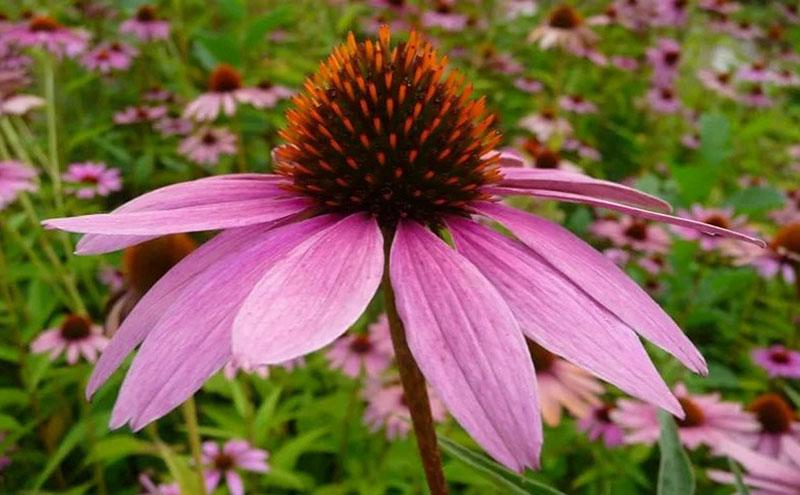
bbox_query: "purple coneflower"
[519,108,573,141]
[183,65,284,121]
[153,116,193,137]
[752,345,800,379]
[31,315,108,365]
[771,188,800,225]
[710,436,800,494]
[0,73,43,115]
[120,5,170,42]
[528,4,598,53]
[727,20,763,40]
[201,440,268,495]
[743,393,800,460]
[0,160,36,210]
[673,206,749,251]
[178,127,237,166]
[46,28,762,474]
[611,55,639,72]
[591,216,671,254]
[528,342,603,427]
[81,41,137,74]
[697,69,737,99]
[613,383,759,451]
[739,84,773,108]
[578,404,625,447]
[646,38,681,86]
[562,138,601,161]
[113,105,168,125]
[421,1,469,32]
[735,223,800,284]
[558,94,597,114]
[698,0,740,15]
[363,380,447,440]
[63,162,122,199]
[3,15,89,58]
[737,61,778,84]
[139,473,179,495]
[326,314,393,378]
[223,355,303,380]
[646,86,682,114]
[513,76,543,93]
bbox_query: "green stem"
[181,398,208,495]
[80,379,108,495]
[43,56,64,212]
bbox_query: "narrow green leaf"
[783,386,800,409]
[727,457,751,495]
[657,411,695,495]
[33,421,86,489]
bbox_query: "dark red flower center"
[213,453,235,471]
[60,315,92,341]
[201,132,219,145]
[124,235,196,297]
[434,1,452,14]
[258,80,274,90]
[594,405,613,423]
[772,223,800,255]
[527,341,556,373]
[659,87,675,100]
[703,214,730,229]
[663,50,680,66]
[349,334,373,354]
[770,350,791,364]
[534,148,561,169]
[716,72,731,84]
[275,28,501,228]
[209,64,242,93]
[96,50,110,61]
[136,5,158,22]
[676,397,705,428]
[548,4,582,29]
[624,221,649,241]
[749,394,794,434]
[29,16,60,32]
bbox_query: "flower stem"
[381,230,448,495]
[43,55,64,212]
[181,397,208,495]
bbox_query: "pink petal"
[718,438,800,485]
[110,216,338,429]
[475,202,708,375]
[495,167,672,212]
[492,189,765,247]
[447,216,682,416]
[225,471,244,495]
[390,220,541,471]
[232,213,384,367]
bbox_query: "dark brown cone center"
[770,350,791,364]
[548,5,582,29]
[124,235,196,296]
[703,214,730,229]
[209,64,242,93]
[29,16,60,32]
[349,334,373,354]
[213,453,235,471]
[772,223,800,255]
[749,394,793,434]
[676,397,705,428]
[60,315,92,341]
[624,221,649,241]
[136,5,158,22]
[527,341,556,373]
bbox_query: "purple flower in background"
[513,76,543,93]
[81,41,137,73]
[697,69,737,99]
[558,94,598,114]
[114,105,168,125]
[611,55,639,71]
[138,473,179,495]
[673,206,749,251]
[363,380,447,440]
[0,160,36,210]
[46,28,763,471]
[710,437,800,493]
[646,86,682,114]
[743,394,800,460]
[153,116,193,137]
[738,85,773,108]
[736,61,778,84]
[3,15,89,58]
[201,440,269,495]
[63,162,122,199]
[519,109,573,140]
[120,5,170,42]
[646,38,681,86]
[222,356,303,380]
[178,127,237,166]
[752,345,800,379]
[528,4,598,53]
[591,216,671,254]
[578,404,625,447]
[31,315,108,365]
[326,314,393,378]
[421,1,469,32]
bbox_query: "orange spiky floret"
[275,26,502,227]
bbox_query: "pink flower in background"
[681,133,700,149]
[528,4,597,53]
[739,85,773,108]
[562,138,601,161]
[31,315,108,365]
[98,265,125,291]
[515,140,581,172]
[513,76,543,93]
[558,94,597,114]
[736,61,778,84]
[81,41,137,73]
[613,383,759,451]
[673,206,749,251]
[178,127,237,166]
[656,0,688,27]
[153,116,193,137]
[0,160,36,210]
[698,0,740,15]
[727,20,763,40]
[710,437,800,494]
[46,28,764,471]
[201,440,269,495]
[3,16,89,58]
[578,404,625,447]
[646,86,681,113]
[734,224,800,284]
[611,56,639,71]
[138,473,179,495]
[0,75,44,115]
[519,109,573,140]
[774,69,800,88]
[646,38,681,86]
[222,356,303,380]
[528,342,603,427]
[326,314,393,378]
[184,65,288,121]
[697,69,737,99]
[771,188,800,224]
[603,247,630,266]
[421,2,469,32]
[752,345,800,379]
[363,380,446,440]
[114,105,168,125]
[743,394,800,460]
[591,216,671,254]
[63,162,122,199]
[120,5,170,42]
[143,86,174,102]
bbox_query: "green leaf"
[438,435,566,495]
[727,458,751,495]
[244,6,295,47]
[193,31,242,68]
[156,441,202,495]
[657,411,695,495]
[218,0,246,21]
[783,385,800,409]
[670,113,729,202]
[272,428,329,468]
[727,187,785,215]
[33,420,86,490]
[86,435,152,464]
[698,113,730,167]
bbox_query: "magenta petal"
[110,216,338,429]
[490,188,765,247]
[495,167,672,212]
[447,216,682,416]
[232,213,383,367]
[390,220,541,471]
[475,202,708,375]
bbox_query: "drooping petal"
[232,213,383,367]
[447,216,682,416]
[489,188,765,247]
[110,216,338,429]
[475,202,708,375]
[494,167,672,212]
[390,220,541,471]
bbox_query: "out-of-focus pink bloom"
[578,404,625,447]
[752,345,800,379]
[178,127,237,166]
[710,436,800,494]
[697,69,737,99]
[673,206,749,251]
[0,90,44,116]
[504,0,537,19]
[603,248,630,266]
[563,138,601,161]
[698,0,740,15]
[99,265,125,291]
[369,0,417,15]
[202,440,269,495]
[591,216,671,254]
[611,55,639,71]
[656,0,689,27]
[153,116,193,137]
[646,39,681,86]
[3,16,89,58]
[519,109,573,140]
[610,0,662,31]
[637,253,667,275]
[737,61,779,84]
[326,314,393,378]
[771,188,800,224]
[81,41,137,73]
[613,383,759,451]
[143,86,173,102]
[681,133,700,149]
[727,20,764,40]
[31,315,108,365]
[779,3,800,23]
[113,105,168,125]
[184,65,291,121]
[222,356,302,380]
[0,160,36,210]
[738,85,773,108]
[741,394,800,460]
[363,380,446,439]
[774,69,800,88]
[421,2,469,32]
[513,76,543,93]
[516,139,581,172]
[120,5,170,42]
[528,342,603,427]
[63,162,122,199]
[646,86,682,114]
[528,4,598,53]
[559,94,597,114]
[485,51,523,75]
[139,473,179,495]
